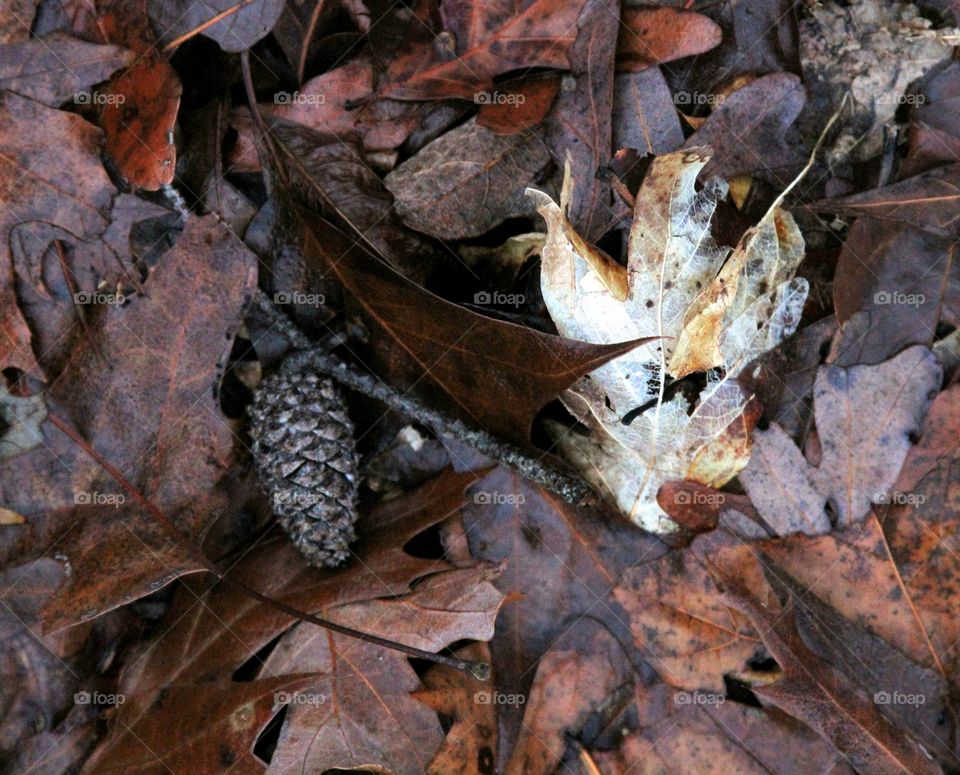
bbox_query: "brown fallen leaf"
[150,0,284,52]
[0,560,79,759]
[683,72,807,185]
[901,61,960,176]
[616,7,722,72]
[98,0,181,191]
[83,675,320,774]
[544,0,618,241]
[613,532,760,692]
[384,117,552,240]
[86,473,503,774]
[813,163,960,239]
[0,92,117,379]
[288,206,643,445]
[0,215,256,630]
[476,72,561,136]
[0,33,133,106]
[612,68,684,157]
[717,554,943,775]
[505,621,632,774]
[738,345,941,533]
[232,57,429,161]
[453,467,667,762]
[416,643,497,775]
[271,121,438,281]
[756,386,960,672]
[264,570,503,774]
[381,0,587,102]
[593,683,854,775]
[0,0,33,42]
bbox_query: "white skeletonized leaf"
[529,148,809,532]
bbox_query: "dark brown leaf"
[0,215,256,630]
[290,206,645,444]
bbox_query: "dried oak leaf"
[384,117,552,240]
[505,620,632,774]
[612,531,760,692]
[0,215,257,630]
[813,162,960,239]
[0,92,116,378]
[85,474,503,775]
[82,675,320,774]
[453,467,668,762]
[414,643,497,775]
[381,0,587,102]
[738,345,941,534]
[717,554,943,775]
[264,568,503,775]
[289,206,642,445]
[756,385,960,672]
[593,683,854,775]
[0,33,133,106]
[529,148,808,531]
[230,57,428,166]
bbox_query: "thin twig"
[253,289,598,505]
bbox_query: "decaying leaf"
[529,148,808,531]
[739,345,941,533]
[384,117,552,240]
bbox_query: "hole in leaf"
[233,632,284,682]
[253,703,287,765]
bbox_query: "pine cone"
[248,369,359,567]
